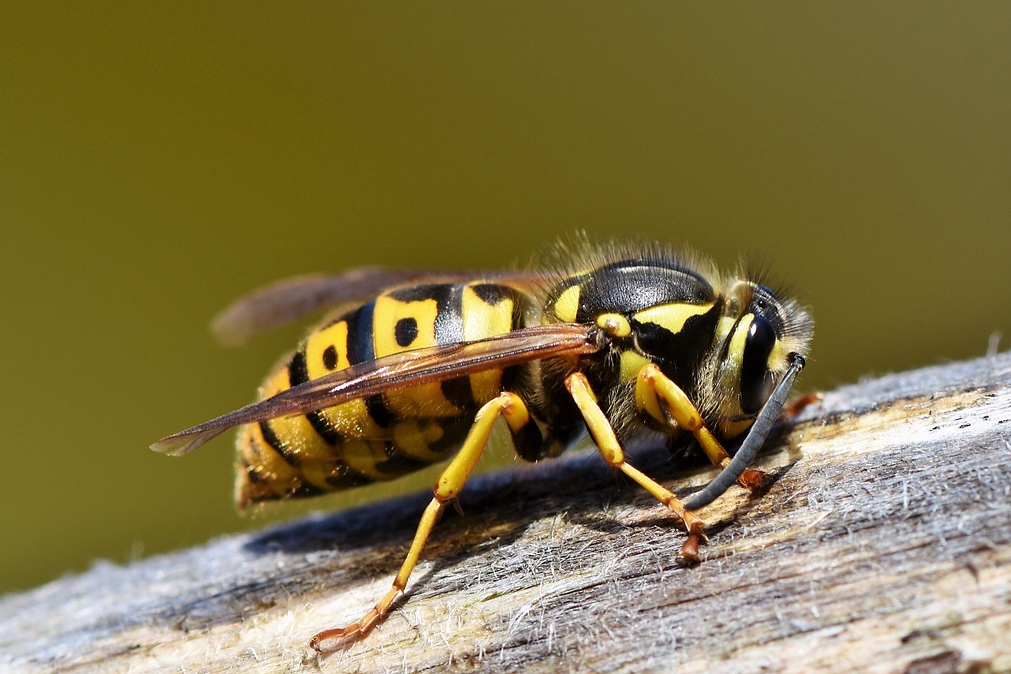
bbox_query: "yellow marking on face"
[632,302,714,335]
[768,340,787,372]
[620,350,650,383]
[725,314,754,373]
[551,285,581,323]
[717,316,737,344]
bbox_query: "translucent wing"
[211,267,543,346]
[152,323,601,457]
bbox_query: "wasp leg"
[636,363,765,490]
[565,372,708,563]
[309,391,530,653]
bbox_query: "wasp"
[152,239,813,652]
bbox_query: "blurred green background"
[2,3,1009,596]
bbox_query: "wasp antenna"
[683,353,806,511]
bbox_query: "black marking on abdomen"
[418,284,473,408]
[395,317,418,347]
[289,333,344,443]
[326,463,375,489]
[259,421,300,467]
[374,441,433,475]
[346,300,396,427]
[289,482,329,499]
[364,395,396,427]
[426,418,471,456]
[389,284,465,345]
[433,284,465,344]
[441,377,476,411]
[288,349,309,386]
[322,345,338,370]
[244,462,263,483]
[346,301,377,364]
[386,283,476,416]
[307,411,343,445]
[470,283,513,305]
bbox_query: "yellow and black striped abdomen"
[236,281,526,507]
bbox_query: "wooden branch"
[4,353,1010,674]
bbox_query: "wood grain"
[3,353,1010,674]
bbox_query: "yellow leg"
[310,391,529,653]
[636,364,765,490]
[565,372,708,562]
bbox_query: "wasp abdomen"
[236,281,526,507]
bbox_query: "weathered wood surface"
[3,353,1010,674]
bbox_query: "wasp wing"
[212,267,544,346]
[152,323,600,457]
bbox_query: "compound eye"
[740,316,776,415]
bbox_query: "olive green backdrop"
[2,3,1009,595]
